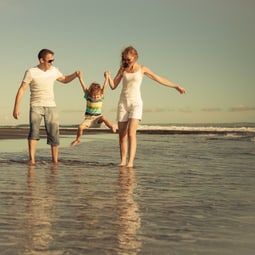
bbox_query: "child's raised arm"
[104,70,116,91]
[77,71,87,93]
[101,71,110,94]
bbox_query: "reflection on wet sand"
[117,167,141,255]
[25,164,58,254]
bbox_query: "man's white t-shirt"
[23,66,63,107]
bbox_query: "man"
[13,48,79,165]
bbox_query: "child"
[70,71,116,146]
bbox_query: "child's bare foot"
[111,124,117,133]
[70,140,80,147]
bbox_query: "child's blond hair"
[88,82,102,98]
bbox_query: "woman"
[108,46,186,167]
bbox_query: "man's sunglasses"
[47,59,54,63]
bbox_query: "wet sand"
[0,127,111,140]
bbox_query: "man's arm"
[13,82,29,119]
[57,71,79,84]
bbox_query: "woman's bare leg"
[127,118,139,167]
[118,121,128,166]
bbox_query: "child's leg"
[99,116,117,132]
[70,125,85,146]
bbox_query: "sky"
[1,0,254,126]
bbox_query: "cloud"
[178,107,192,113]
[143,107,174,113]
[201,107,222,112]
[110,107,175,113]
[143,107,192,113]
[109,107,180,113]
[229,105,255,112]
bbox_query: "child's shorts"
[80,115,102,128]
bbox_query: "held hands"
[76,70,82,79]
[104,71,115,89]
[104,71,110,79]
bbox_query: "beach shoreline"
[0,126,254,139]
[0,127,111,140]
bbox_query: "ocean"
[0,123,254,255]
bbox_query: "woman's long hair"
[120,46,138,68]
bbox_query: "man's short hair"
[38,49,54,60]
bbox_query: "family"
[13,47,186,167]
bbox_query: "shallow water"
[0,132,255,254]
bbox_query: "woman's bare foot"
[127,162,134,168]
[70,140,80,147]
[119,160,126,167]
[28,160,36,166]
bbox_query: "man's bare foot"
[111,124,117,133]
[70,140,80,147]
